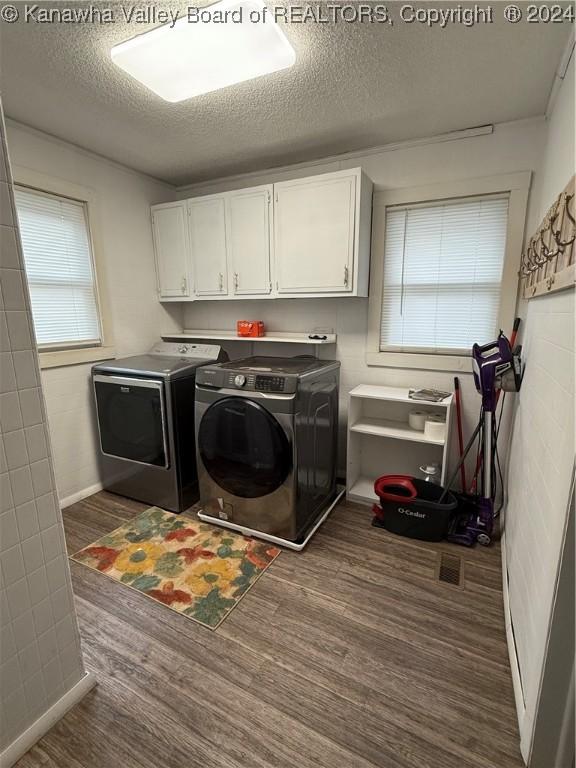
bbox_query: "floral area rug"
[70,507,280,629]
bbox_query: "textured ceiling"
[0,2,571,185]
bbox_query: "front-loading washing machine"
[195,356,340,544]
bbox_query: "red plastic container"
[237,320,265,338]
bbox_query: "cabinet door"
[227,186,272,296]
[188,196,228,296]
[151,203,190,298]
[274,174,356,294]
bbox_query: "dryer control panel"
[151,341,222,359]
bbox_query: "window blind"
[14,187,101,348]
[380,195,509,354]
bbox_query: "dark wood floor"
[17,491,523,768]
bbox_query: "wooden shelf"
[350,417,445,445]
[162,330,336,345]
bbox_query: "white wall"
[0,107,89,763]
[4,122,183,505]
[6,117,547,497]
[178,118,547,473]
[504,51,575,763]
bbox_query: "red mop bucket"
[373,475,457,542]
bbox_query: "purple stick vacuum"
[441,330,522,546]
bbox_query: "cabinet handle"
[343,265,349,287]
[181,276,187,294]
[234,272,239,290]
[218,272,224,291]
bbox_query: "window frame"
[13,166,115,369]
[366,172,531,372]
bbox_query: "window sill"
[38,345,116,370]
[366,350,473,373]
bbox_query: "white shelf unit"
[346,385,454,506]
[162,330,336,345]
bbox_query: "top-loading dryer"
[195,356,340,543]
[92,341,225,512]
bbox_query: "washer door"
[198,397,292,498]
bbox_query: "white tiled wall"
[0,106,85,752]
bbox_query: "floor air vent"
[437,552,464,587]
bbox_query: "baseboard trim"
[0,671,96,767]
[60,483,103,509]
[501,529,528,762]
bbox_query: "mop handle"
[510,316,521,348]
[454,377,467,492]
[438,419,482,504]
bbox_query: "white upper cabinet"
[151,202,191,298]
[275,173,355,293]
[151,167,372,302]
[274,168,372,297]
[227,185,272,296]
[188,195,228,296]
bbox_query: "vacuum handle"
[473,337,502,355]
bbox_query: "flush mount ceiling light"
[111,0,295,102]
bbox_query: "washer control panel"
[225,372,287,391]
[196,367,297,393]
[226,372,256,389]
[255,375,286,392]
